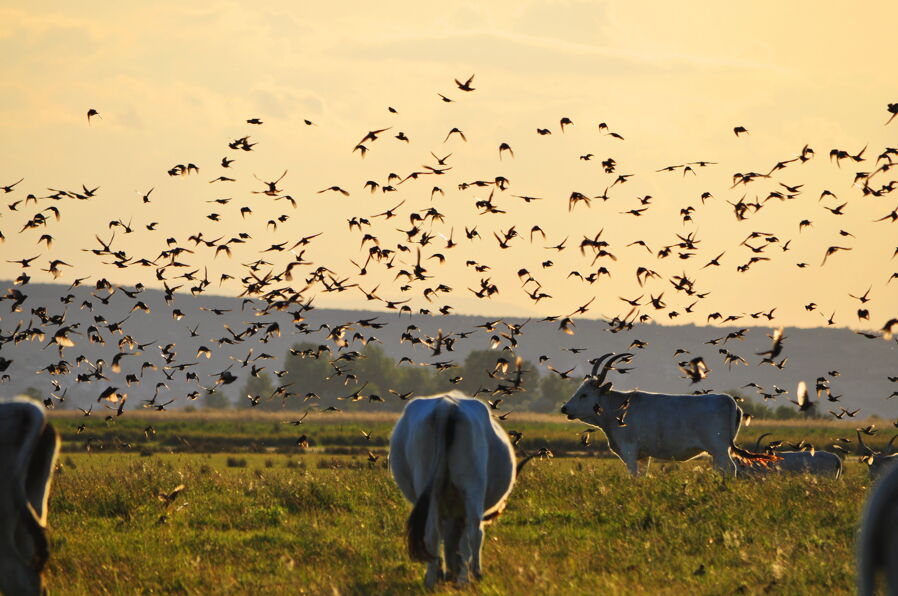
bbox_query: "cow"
[389,392,518,588]
[739,450,843,478]
[857,460,898,595]
[1,397,61,596]
[857,431,898,479]
[738,433,843,478]
[560,353,774,477]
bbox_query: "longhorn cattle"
[1,397,60,596]
[738,433,843,478]
[857,460,898,595]
[560,353,773,477]
[389,392,518,588]
[739,451,843,478]
[857,432,898,479]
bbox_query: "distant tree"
[391,365,441,407]
[457,349,503,397]
[241,371,276,409]
[733,392,777,419]
[533,374,580,413]
[282,342,335,407]
[20,386,43,402]
[203,390,232,410]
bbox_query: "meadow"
[40,412,882,594]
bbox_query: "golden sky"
[1,1,896,329]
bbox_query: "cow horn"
[589,353,615,378]
[754,432,772,453]
[886,434,898,454]
[856,430,874,455]
[595,353,633,387]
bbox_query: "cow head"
[560,353,632,425]
[858,431,898,479]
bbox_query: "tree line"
[205,342,580,413]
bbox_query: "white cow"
[741,434,843,478]
[560,353,776,477]
[389,392,517,588]
[857,460,898,595]
[1,397,60,596]
[738,450,843,478]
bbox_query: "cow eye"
[579,393,586,399]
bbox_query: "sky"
[1,1,897,330]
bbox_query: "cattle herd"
[1,378,897,594]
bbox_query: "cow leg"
[711,449,737,478]
[637,457,651,477]
[423,516,444,589]
[424,558,444,589]
[886,509,898,594]
[456,497,485,585]
[441,517,463,583]
[619,447,640,477]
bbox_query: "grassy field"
[38,413,879,594]
[49,409,896,455]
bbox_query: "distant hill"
[1,281,895,418]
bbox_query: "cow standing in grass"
[560,353,774,477]
[389,392,517,588]
[857,460,898,595]
[0,397,61,596]
[742,434,842,478]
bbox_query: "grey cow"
[1,397,60,596]
[740,434,842,478]
[560,353,773,477]
[389,392,518,589]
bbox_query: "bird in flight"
[455,74,476,92]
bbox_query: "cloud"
[334,29,774,77]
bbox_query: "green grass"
[50,409,893,456]
[44,449,869,594]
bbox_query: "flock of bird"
[0,75,897,450]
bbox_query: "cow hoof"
[424,568,443,589]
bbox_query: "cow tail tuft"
[407,485,433,561]
[406,404,456,562]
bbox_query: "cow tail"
[729,402,780,468]
[515,453,537,477]
[407,404,456,562]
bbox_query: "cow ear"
[599,382,612,394]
